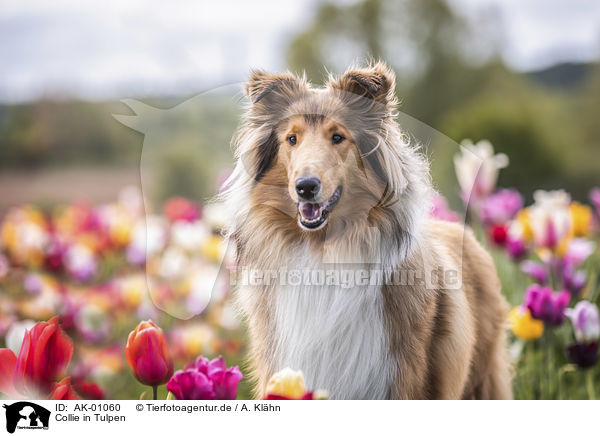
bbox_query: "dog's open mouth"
[297,186,342,230]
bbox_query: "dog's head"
[232,62,422,239]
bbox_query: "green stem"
[586,371,596,400]
[152,385,158,401]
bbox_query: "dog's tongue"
[301,203,321,220]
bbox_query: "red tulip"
[489,224,508,246]
[49,377,80,400]
[164,197,200,223]
[13,316,73,396]
[75,380,105,400]
[0,348,19,398]
[126,320,174,386]
[0,317,73,398]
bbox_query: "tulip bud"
[506,236,527,260]
[489,225,508,246]
[126,320,174,386]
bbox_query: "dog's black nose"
[295,177,321,201]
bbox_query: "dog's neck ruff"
[269,225,406,400]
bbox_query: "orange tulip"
[126,320,174,386]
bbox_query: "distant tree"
[286,0,503,126]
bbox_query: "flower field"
[445,140,600,399]
[0,188,252,400]
[1,139,599,400]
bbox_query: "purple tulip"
[562,266,586,295]
[167,355,242,400]
[567,342,598,369]
[590,188,600,216]
[566,301,600,343]
[23,274,44,296]
[64,244,97,282]
[524,284,570,326]
[521,261,548,285]
[506,236,527,260]
[166,370,215,400]
[480,189,524,225]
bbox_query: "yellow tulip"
[202,234,225,263]
[570,202,592,237]
[509,307,543,341]
[266,368,307,399]
[516,209,534,242]
[181,324,216,357]
[121,275,145,309]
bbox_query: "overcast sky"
[1,0,599,102]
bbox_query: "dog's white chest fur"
[272,247,394,400]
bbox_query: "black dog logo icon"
[3,402,50,433]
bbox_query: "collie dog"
[222,62,512,399]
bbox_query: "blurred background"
[1,0,600,400]
[1,0,599,210]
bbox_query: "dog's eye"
[287,135,297,146]
[332,134,344,144]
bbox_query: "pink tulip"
[164,197,200,223]
[166,370,215,400]
[430,194,460,222]
[167,355,242,400]
[480,189,523,225]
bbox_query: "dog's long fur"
[222,62,512,399]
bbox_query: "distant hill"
[525,62,597,90]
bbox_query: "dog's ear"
[244,70,306,107]
[329,61,396,106]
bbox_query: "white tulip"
[6,320,36,356]
[454,139,508,203]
